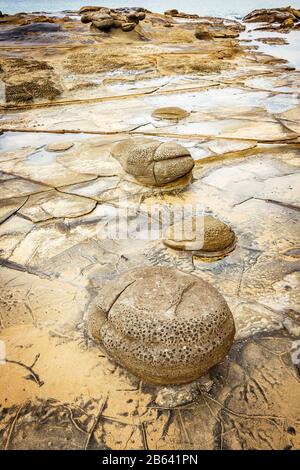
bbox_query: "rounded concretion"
[164,215,236,257]
[152,107,190,120]
[45,141,74,152]
[88,267,235,384]
[111,138,194,186]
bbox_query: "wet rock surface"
[88,267,235,385]
[0,5,299,450]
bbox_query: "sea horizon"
[0,0,299,18]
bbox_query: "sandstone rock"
[80,7,146,33]
[79,6,102,14]
[88,266,235,385]
[0,13,57,26]
[195,25,239,40]
[155,383,197,407]
[111,138,194,186]
[243,8,299,25]
[282,17,294,28]
[127,10,145,23]
[81,13,93,23]
[113,19,123,28]
[121,22,136,32]
[292,8,300,20]
[195,28,213,40]
[257,37,288,45]
[0,196,27,224]
[152,106,190,120]
[92,14,114,31]
[45,141,74,152]
[0,22,61,40]
[164,9,199,19]
[163,216,236,257]
[5,79,61,103]
[165,9,179,17]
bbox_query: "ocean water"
[0,0,299,18]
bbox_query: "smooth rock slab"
[0,196,27,224]
[57,137,124,176]
[19,190,96,222]
[206,139,257,155]
[111,138,194,186]
[0,177,50,200]
[88,266,235,385]
[45,141,74,152]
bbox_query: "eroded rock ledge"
[244,6,300,31]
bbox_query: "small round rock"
[163,215,236,257]
[152,107,190,121]
[87,266,235,385]
[45,141,74,152]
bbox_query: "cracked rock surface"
[111,138,194,185]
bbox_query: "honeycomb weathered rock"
[88,266,235,385]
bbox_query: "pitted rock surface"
[111,138,194,186]
[88,266,235,385]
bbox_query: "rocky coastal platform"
[0,6,299,450]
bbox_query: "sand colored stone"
[45,141,74,152]
[19,190,96,222]
[152,107,190,121]
[88,266,235,385]
[0,196,27,224]
[111,138,194,186]
[163,215,236,256]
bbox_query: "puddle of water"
[26,149,58,165]
[0,131,94,153]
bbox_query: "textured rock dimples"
[88,267,235,385]
[111,138,194,186]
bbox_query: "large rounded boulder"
[111,138,194,186]
[88,267,235,385]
